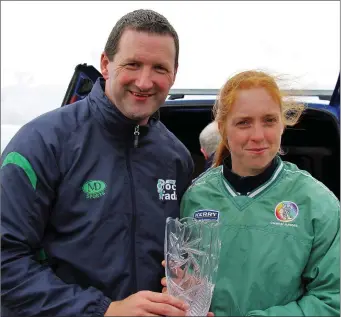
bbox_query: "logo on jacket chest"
[157,179,177,201]
[270,201,299,228]
[193,209,220,221]
[82,180,106,199]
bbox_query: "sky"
[1,0,340,149]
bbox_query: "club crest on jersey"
[193,209,220,221]
[275,201,299,223]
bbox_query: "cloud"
[1,1,339,126]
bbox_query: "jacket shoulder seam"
[189,166,222,190]
[283,168,339,203]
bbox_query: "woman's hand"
[161,260,215,317]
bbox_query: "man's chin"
[127,112,153,125]
[126,107,159,122]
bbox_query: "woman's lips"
[246,148,268,154]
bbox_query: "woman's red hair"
[212,70,305,167]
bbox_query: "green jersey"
[181,157,340,316]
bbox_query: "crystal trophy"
[164,217,221,316]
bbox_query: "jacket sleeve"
[178,152,194,202]
[246,194,340,317]
[185,155,195,189]
[1,125,111,317]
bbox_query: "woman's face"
[223,87,285,176]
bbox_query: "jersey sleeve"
[246,192,340,317]
[1,123,111,316]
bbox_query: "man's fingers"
[161,277,168,293]
[207,312,215,317]
[161,260,165,268]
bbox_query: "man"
[199,121,221,170]
[1,9,194,316]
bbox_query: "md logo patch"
[82,180,106,199]
[193,209,220,221]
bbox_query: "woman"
[174,71,340,316]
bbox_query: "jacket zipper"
[125,125,139,293]
[133,125,140,148]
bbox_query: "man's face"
[101,29,177,125]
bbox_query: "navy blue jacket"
[1,79,194,316]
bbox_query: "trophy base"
[168,279,214,316]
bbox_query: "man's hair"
[199,121,221,156]
[104,9,179,68]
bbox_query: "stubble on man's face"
[101,29,177,125]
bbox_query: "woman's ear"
[281,123,286,135]
[217,121,223,135]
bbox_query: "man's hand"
[104,290,189,316]
[161,260,215,317]
[161,275,167,294]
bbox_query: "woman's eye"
[265,117,277,124]
[237,121,248,126]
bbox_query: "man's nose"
[135,68,153,91]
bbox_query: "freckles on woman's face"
[223,88,284,176]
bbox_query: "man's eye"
[155,66,167,73]
[126,63,138,68]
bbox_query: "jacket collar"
[88,78,157,140]
[222,155,280,195]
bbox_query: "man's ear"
[200,148,208,160]
[100,53,110,80]
[172,65,178,85]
